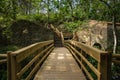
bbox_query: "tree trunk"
[112,11,117,54]
[112,0,118,54]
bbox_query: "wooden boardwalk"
[34,47,86,80]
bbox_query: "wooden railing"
[112,54,120,65]
[0,54,7,64]
[65,40,111,80]
[7,40,54,80]
[60,32,64,45]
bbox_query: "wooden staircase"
[54,32,64,47]
[49,24,64,47]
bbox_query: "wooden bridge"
[1,40,120,80]
[0,25,120,80]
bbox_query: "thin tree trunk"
[112,11,117,54]
[112,0,118,54]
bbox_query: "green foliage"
[17,14,47,22]
[64,21,83,32]
[2,27,12,40]
[112,64,120,80]
[85,64,97,80]
[17,14,32,21]
[82,51,98,80]
[0,0,120,79]
[0,65,7,80]
[0,45,19,53]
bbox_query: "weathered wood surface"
[7,40,54,80]
[0,54,7,64]
[112,54,120,65]
[34,47,86,80]
[65,40,111,80]
[0,54,7,58]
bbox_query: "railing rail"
[112,54,120,64]
[65,40,111,80]
[7,40,54,80]
[0,54,7,64]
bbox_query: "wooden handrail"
[112,54,120,65]
[0,54,7,64]
[7,40,54,80]
[65,40,111,80]
[60,32,64,45]
[0,54,7,58]
[0,59,7,64]
[112,54,120,58]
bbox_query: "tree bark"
[112,13,117,53]
[112,0,118,53]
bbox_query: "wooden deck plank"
[34,47,86,80]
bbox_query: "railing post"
[7,51,12,80]
[80,50,83,69]
[7,52,18,80]
[60,32,64,46]
[11,55,18,80]
[98,52,112,80]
